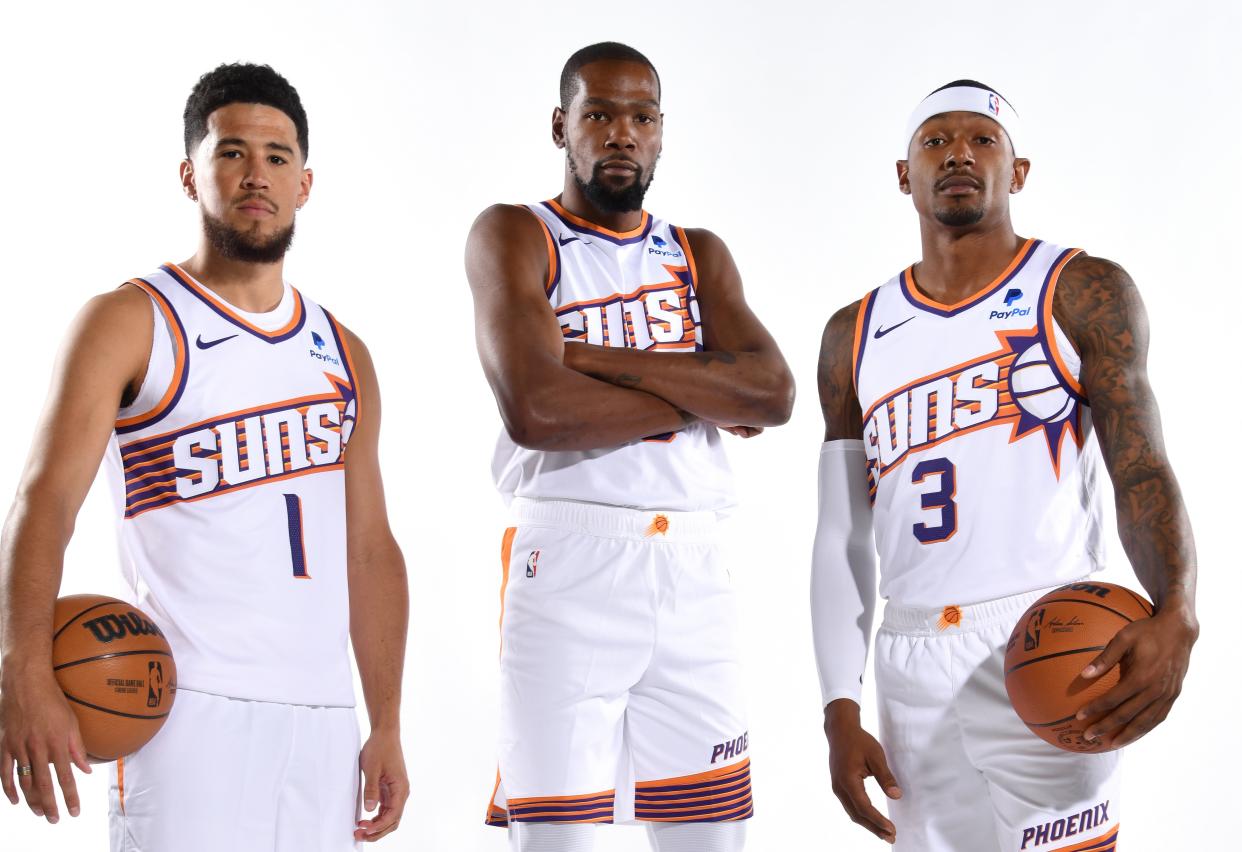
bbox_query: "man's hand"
[823,699,901,844]
[0,667,91,822]
[354,727,409,842]
[1076,603,1198,748]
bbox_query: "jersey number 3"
[912,458,957,544]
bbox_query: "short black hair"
[183,63,309,161]
[926,79,1016,112]
[559,42,661,110]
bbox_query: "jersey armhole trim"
[1039,248,1087,403]
[323,310,359,430]
[669,226,698,291]
[852,289,878,395]
[521,205,561,299]
[115,279,190,435]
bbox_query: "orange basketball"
[1004,582,1152,753]
[51,594,176,761]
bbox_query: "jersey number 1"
[912,458,957,544]
[284,494,311,578]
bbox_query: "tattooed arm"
[561,228,795,429]
[1052,253,1199,747]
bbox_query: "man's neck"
[557,183,644,233]
[179,247,286,313]
[913,218,1026,305]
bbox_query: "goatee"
[202,212,295,264]
[568,151,656,214]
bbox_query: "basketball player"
[810,80,1198,850]
[466,42,793,852]
[0,64,409,849]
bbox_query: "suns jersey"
[491,200,735,512]
[854,239,1105,608]
[102,263,357,707]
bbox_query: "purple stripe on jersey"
[161,264,307,344]
[322,310,356,392]
[634,774,752,797]
[899,239,1042,318]
[541,201,654,246]
[116,279,192,436]
[508,802,614,816]
[854,288,879,391]
[120,401,321,460]
[633,800,754,821]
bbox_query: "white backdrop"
[1,1,1236,849]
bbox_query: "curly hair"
[183,63,309,161]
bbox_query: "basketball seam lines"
[52,601,118,641]
[1004,644,1107,676]
[53,649,173,671]
[62,692,170,720]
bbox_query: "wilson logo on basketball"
[81,611,166,644]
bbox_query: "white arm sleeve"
[811,439,878,709]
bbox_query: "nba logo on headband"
[988,93,1001,116]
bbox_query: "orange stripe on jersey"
[636,758,750,790]
[126,462,344,519]
[531,214,560,294]
[673,226,698,288]
[852,290,876,394]
[116,279,189,431]
[1048,824,1119,851]
[117,756,125,814]
[903,238,1037,312]
[1040,248,1086,398]
[545,198,650,240]
[119,390,347,459]
[164,262,305,339]
[498,527,516,656]
[324,313,359,435]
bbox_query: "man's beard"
[202,211,295,264]
[933,203,987,227]
[568,150,657,214]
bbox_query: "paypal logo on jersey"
[648,233,683,258]
[990,290,1030,320]
[308,330,340,366]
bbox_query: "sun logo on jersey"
[863,327,1084,501]
[556,264,702,352]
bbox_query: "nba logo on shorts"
[988,93,1001,115]
[147,661,164,708]
[526,550,540,578]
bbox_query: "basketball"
[1009,342,1075,423]
[1004,582,1153,753]
[51,594,176,761]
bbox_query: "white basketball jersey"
[103,263,357,706]
[854,239,1104,608]
[491,200,735,512]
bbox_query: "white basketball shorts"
[109,688,361,852]
[875,586,1120,852]
[486,498,754,827]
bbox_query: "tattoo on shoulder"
[818,300,863,439]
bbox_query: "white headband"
[904,85,1021,156]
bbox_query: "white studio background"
[0,1,1235,850]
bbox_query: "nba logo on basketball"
[1023,608,1044,651]
[526,550,540,578]
[147,661,164,708]
[988,93,1001,115]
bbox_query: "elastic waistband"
[881,581,1083,636]
[510,497,717,543]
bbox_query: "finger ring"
[17,765,32,776]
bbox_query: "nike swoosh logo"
[873,317,915,339]
[196,333,239,350]
[558,234,581,246]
